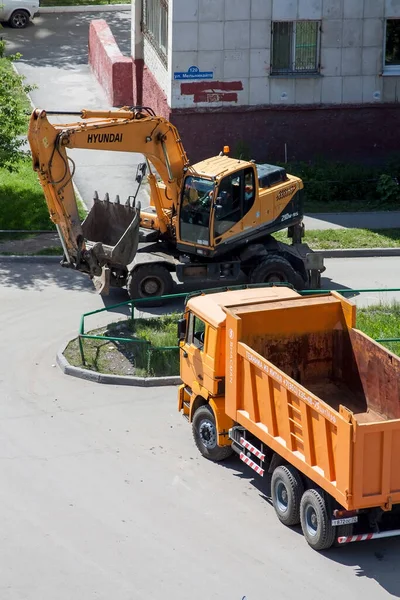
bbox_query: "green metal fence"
[77,286,400,376]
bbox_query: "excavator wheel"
[250,255,305,290]
[127,264,173,307]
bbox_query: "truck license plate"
[331,516,358,526]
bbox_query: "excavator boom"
[28,106,190,287]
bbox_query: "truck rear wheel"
[192,405,233,462]
[300,489,336,551]
[127,264,173,306]
[271,465,304,526]
[250,255,304,290]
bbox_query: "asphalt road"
[0,256,400,599]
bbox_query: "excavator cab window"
[180,176,215,245]
[214,167,255,237]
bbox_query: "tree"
[0,39,34,171]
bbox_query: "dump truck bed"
[222,290,400,511]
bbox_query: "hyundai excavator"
[27,106,324,302]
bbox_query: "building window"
[385,19,400,74]
[142,0,168,65]
[271,21,320,75]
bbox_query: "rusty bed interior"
[239,297,400,424]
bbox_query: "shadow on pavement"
[220,455,400,597]
[1,12,131,67]
[328,539,400,598]
[0,259,95,291]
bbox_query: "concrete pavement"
[1,256,400,599]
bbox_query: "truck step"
[240,436,265,461]
[182,400,190,420]
[239,452,264,477]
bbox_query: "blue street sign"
[174,65,214,80]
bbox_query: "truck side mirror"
[177,318,187,341]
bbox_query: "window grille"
[142,0,168,65]
[271,21,320,75]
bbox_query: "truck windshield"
[179,176,214,246]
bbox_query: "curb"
[318,248,400,258]
[39,4,130,13]
[56,342,181,387]
[0,255,62,263]
[2,248,400,262]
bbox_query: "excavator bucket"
[81,195,141,269]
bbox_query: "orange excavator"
[28,106,324,302]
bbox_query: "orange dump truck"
[178,285,400,550]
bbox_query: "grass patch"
[36,246,63,255]
[0,158,87,231]
[273,228,400,250]
[64,314,180,377]
[0,159,55,230]
[357,303,400,356]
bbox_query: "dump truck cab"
[178,286,300,449]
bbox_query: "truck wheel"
[192,405,233,462]
[271,465,304,526]
[127,264,173,306]
[250,255,304,290]
[9,10,29,28]
[300,489,336,551]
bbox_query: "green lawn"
[64,315,180,377]
[0,159,55,230]
[357,303,400,356]
[273,228,400,250]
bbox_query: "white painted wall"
[135,0,400,108]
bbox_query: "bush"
[0,40,33,171]
[279,157,400,209]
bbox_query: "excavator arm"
[28,107,190,280]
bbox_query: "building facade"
[131,0,400,162]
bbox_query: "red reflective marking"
[180,81,243,94]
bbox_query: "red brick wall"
[170,105,400,164]
[88,20,133,107]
